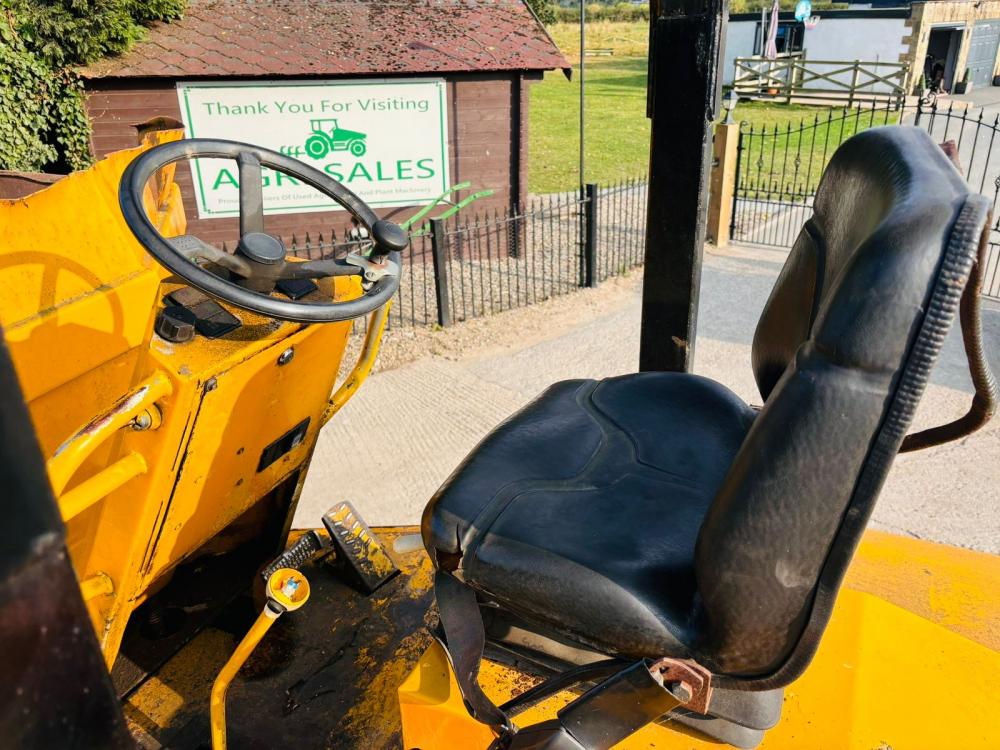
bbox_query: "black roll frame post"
[0,329,132,748]
[639,0,728,372]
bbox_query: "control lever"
[369,219,409,259]
[211,568,310,750]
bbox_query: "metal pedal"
[321,501,399,594]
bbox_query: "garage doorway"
[926,26,963,92]
[967,20,1000,88]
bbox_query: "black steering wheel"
[119,139,407,323]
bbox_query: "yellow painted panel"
[5,271,162,406]
[0,160,153,328]
[845,529,1000,651]
[402,592,1000,749]
[0,129,367,668]
[143,313,351,585]
[0,135,181,397]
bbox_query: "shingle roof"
[82,0,569,79]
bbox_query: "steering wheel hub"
[237,232,286,265]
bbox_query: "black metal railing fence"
[730,100,1000,299]
[595,177,648,283]
[281,175,649,329]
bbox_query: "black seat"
[425,373,756,661]
[422,127,995,747]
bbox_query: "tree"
[1,1,186,173]
[525,0,556,26]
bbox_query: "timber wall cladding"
[85,73,528,247]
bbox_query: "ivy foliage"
[1,1,186,173]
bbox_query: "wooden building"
[82,0,568,246]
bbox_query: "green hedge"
[553,4,650,23]
[1,1,186,173]
[526,0,557,25]
[547,1,847,23]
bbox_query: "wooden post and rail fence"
[731,55,910,109]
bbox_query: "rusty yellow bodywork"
[399,531,1000,749]
[116,527,1000,749]
[3,132,998,750]
[120,527,437,748]
[0,131,383,668]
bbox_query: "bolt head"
[155,306,196,343]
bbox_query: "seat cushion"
[422,372,755,659]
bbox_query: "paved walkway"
[296,244,1000,553]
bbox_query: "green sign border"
[177,79,450,217]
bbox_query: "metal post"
[639,0,727,373]
[580,0,586,191]
[729,124,744,240]
[0,331,132,748]
[849,60,860,108]
[584,183,598,287]
[429,218,452,327]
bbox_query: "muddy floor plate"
[123,528,435,750]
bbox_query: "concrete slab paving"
[296,246,1000,553]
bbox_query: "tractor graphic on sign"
[304,118,367,159]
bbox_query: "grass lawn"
[529,57,650,194]
[548,20,650,62]
[529,22,900,194]
[529,21,650,194]
[734,101,900,197]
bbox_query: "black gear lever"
[370,219,409,258]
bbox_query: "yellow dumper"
[0,122,997,750]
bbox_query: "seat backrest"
[693,126,989,687]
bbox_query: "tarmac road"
[296,243,1000,554]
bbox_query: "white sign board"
[176,79,450,218]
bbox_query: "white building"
[724,3,1000,94]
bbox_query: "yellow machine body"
[399,531,1000,750]
[115,528,1000,749]
[2,134,998,750]
[0,131,359,666]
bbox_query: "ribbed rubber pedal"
[321,501,399,594]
